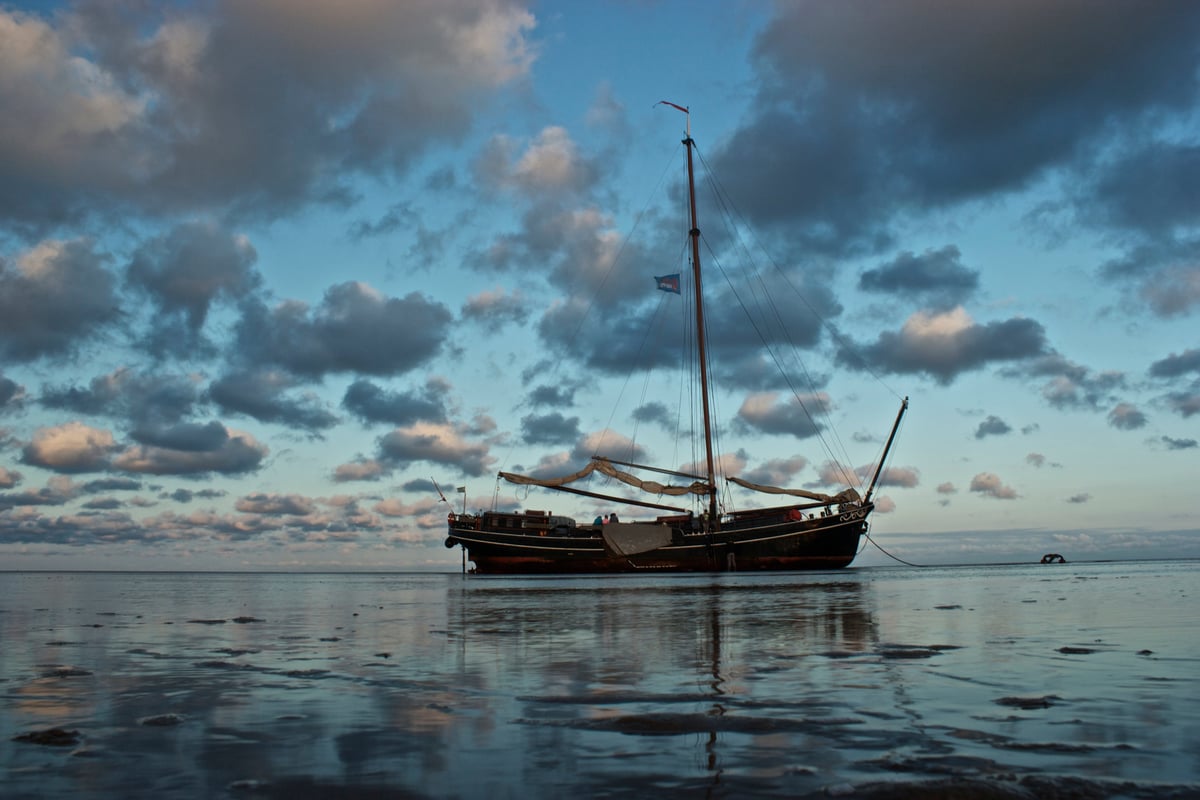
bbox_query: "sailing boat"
[445,104,907,574]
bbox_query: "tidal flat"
[3,562,1198,798]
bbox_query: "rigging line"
[596,289,672,464]
[694,152,859,482]
[865,531,927,567]
[690,157,860,489]
[697,232,857,488]
[692,146,904,403]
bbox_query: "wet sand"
[3,563,1198,798]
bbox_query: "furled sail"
[727,476,862,505]
[500,457,711,497]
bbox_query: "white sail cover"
[727,476,862,505]
[500,458,710,497]
[601,523,673,556]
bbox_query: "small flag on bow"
[655,273,681,294]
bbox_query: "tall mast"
[661,102,719,526]
[864,397,909,502]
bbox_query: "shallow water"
[2,562,1198,798]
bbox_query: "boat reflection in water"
[5,566,1196,798]
[444,573,880,791]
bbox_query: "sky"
[1,0,1198,571]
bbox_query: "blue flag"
[655,273,681,294]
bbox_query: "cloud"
[1166,391,1200,418]
[0,239,119,362]
[22,422,118,473]
[112,425,268,476]
[460,287,527,331]
[858,245,979,309]
[1139,264,1200,318]
[0,476,78,510]
[871,466,920,489]
[1083,142,1200,238]
[235,493,317,516]
[234,282,452,377]
[571,429,647,464]
[936,482,957,495]
[164,487,224,504]
[969,472,1018,500]
[521,412,581,446]
[738,456,808,487]
[845,307,1047,384]
[82,477,142,493]
[734,392,829,439]
[332,458,389,483]
[974,415,1011,439]
[342,378,448,426]
[1154,435,1197,451]
[41,368,202,425]
[1107,403,1147,430]
[377,421,495,476]
[1002,353,1127,412]
[476,126,598,196]
[0,1,538,225]
[1150,348,1200,378]
[209,369,339,432]
[126,221,261,357]
[710,2,1200,255]
[0,466,22,489]
[0,373,27,411]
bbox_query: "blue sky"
[1,0,1198,570]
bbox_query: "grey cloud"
[129,420,233,452]
[845,316,1047,385]
[41,369,201,425]
[163,487,225,503]
[342,379,448,427]
[460,288,527,332]
[528,383,576,409]
[969,472,1017,500]
[0,374,25,411]
[113,427,268,476]
[0,239,120,362]
[631,402,676,432]
[520,412,581,446]
[1084,143,1200,238]
[734,393,828,440]
[83,497,123,510]
[234,283,452,377]
[377,425,494,477]
[1010,354,1126,411]
[126,221,261,357]
[1149,348,1200,378]
[1108,403,1147,431]
[740,456,808,487]
[235,493,316,516]
[81,477,142,493]
[0,2,536,226]
[210,369,339,432]
[858,246,979,309]
[710,2,1200,257]
[1166,391,1200,418]
[974,415,1011,440]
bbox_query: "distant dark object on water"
[1040,553,1066,564]
[13,727,81,746]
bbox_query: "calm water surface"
[2,562,1197,798]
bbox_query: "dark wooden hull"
[445,504,871,574]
